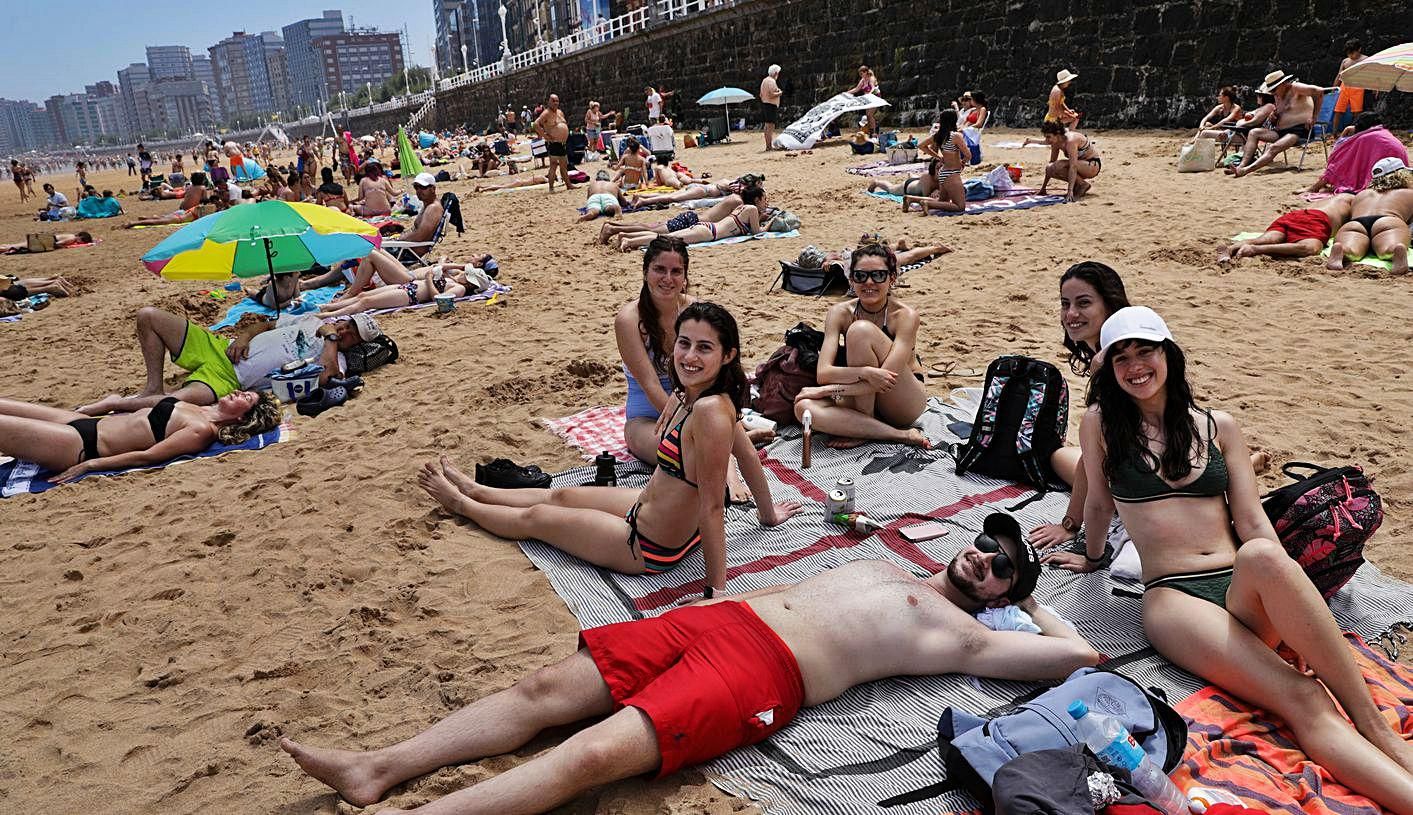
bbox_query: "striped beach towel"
[516,398,1413,815]
[1174,633,1413,815]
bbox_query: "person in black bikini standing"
[792,239,930,448]
[1038,120,1101,201]
[0,390,280,483]
[905,109,970,214]
[418,302,801,594]
[1043,306,1413,811]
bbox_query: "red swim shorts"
[1267,208,1332,244]
[579,600,805,777]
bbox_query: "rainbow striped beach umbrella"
[1339,42,1413,92]
[141,201,381,284]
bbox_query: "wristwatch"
[1060,515,1079,533]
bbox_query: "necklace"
[858,296,888,315]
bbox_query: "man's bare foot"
[438,455,480,498]
[1391,244,1408,276]
[1232,166,1251,178]
[1235,244,1262,258]
[825,436,868,449]
[902,428,931,448]
[1250,449,1272,475]
[418,461,469,516]
[894,238,911,250]
[279,737,393,808]
[1326,242,1347,271]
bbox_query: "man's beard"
[945,556,992,604]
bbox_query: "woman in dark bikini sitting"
[905,109,970,214]
[1029,264,1269,549]
[418,302,802,593]
[792,239,930,448]
[1044,306,1413,811]
[616,186,773,251]
[1038,120,1101,201]
[0,391,280,483]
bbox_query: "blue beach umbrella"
[696,87,756,132]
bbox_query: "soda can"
[825,489,850,516]
[835,478,856,512]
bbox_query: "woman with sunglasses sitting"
[792,239,930,448]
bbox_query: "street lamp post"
[461,44,469,74]
[367,81,373,111]
[498,2,510,67]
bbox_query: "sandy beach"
[3,127,1412,813]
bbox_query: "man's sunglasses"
[973,534,1015,580]
[850,269,891,284]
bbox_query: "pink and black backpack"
[1261,462,1382,599]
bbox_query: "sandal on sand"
[296,375,363,417]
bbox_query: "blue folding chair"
[1297,89,1340,169]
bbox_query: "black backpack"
[954,355,1069,494]
[344,335,399,374]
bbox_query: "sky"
[0,0,437,102]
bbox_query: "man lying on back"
[280,512,1100,814]
[77,307,382,415]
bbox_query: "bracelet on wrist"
[1084,543,1113,564]
[703,585,714,600]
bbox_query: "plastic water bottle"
[593,451,617,487]
[1067,700,1186,815]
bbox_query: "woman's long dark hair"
[638,236,690,374]
[669,301,747,412]
[1090,339,1200,482]
[1060,261,1129,375]
[933,108,959,148]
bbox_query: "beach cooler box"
[269,362,323,402]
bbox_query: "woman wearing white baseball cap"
[1045,305,1413,806]
[1327,157,1413,275]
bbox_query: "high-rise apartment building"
[117,63,155,137]
[282,10,346,111]
[0,98,53,152]
[208,31,288,118]
[145,45,194,80]
[191,55,221,122]
[312,28,404,99]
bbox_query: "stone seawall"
[435,0,1409,132]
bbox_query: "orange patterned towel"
[1173,633,1413,815]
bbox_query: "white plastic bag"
[1178,138,1216,172]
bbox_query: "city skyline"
[0,0,436,103]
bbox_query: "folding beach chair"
[383,192,463,268]
[698,116,729,146]
[1297,88,1340,169]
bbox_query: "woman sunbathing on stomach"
[0,391,279,483]
[615,186,773,251]
[419,302,802,593]
[318,264,487,317]
[1044,306,1413,812]
[792,240,929,448]
[596,191,747,245]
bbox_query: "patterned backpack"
[1261,462,1382,599]
[954,355,1069,494]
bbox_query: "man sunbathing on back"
[1217,193,1354,264]
[281,510,1099,814]
[123,173,208,228]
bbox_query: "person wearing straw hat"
[1228,69,1324,178]
[1046,69,1081,127]
[1045,305,1413,810]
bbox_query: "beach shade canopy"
[695,87,756,138]
[140,201,380,285]
[397,126,425,177]
[1339,42,1413,92]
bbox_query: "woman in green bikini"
[1045,306,1413,811]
